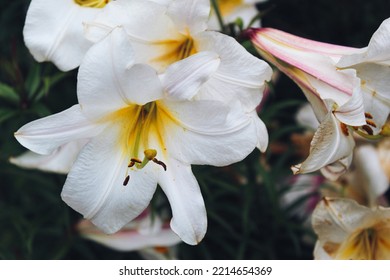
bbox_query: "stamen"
[74,0,110,8]
[362,125,374,135]
[340,123,349,136]
[365,113,373,119]
[366,120,377,128]
[153,158,167,171]
[123,175,130,186]
[130,158,142,164]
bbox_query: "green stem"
[210,0,225,32]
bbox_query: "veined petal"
[24,0,100,71]
[163,100,258,166]
[355,63,390,134]
[167,0,210,35]
[197,31,272,112]
[251,28,357,104]
[333,81,366,126]
[320,154,353,181]
[162,51,220,101]
[337,18,390,67]
[14,105,101,155]
[61,124,159,234]
[10,140,88,174]
[291,111,355,176]
[158,158,207,245]
[78,28,163,120]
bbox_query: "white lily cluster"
[15,0,272,246]
[250,20,390,180]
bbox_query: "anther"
[362,125,374,135]
[340,123,349,136]
[366,119,377,128]
[130,158,142,164]
[365,113,373,119]
[123,175,130,186]
[153,158,167,171]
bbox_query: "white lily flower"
[15,28,262,245]
[9,140,88,174]
[208,0,267,30]
[84,0,272,119]
[23,0,112,71]
[312,197,390,260]
[77,209,181,258]
[249,26,390,178]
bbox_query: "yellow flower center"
[325,223,390,259]
[152,36,197,72]
[217,0,243,16]
[108,102,177,184]
[74,0,110,8]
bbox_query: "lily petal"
[10,140,88,174]
[158,157,207,245]
[291,111,355,176]
[162,51,220,101]
[197,31,272,112]
[14,105,101,155]
[23,0,100,71]
[78,27,163,120]
[167,0,210,35]
[163,100,257,166]
[61,124,159,234]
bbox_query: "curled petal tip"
[291,164,301,175]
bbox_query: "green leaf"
[25,63,42,99]
[0,108,17,124]
[0,82,19,104]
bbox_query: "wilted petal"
[291,111,355,176]
[14,105,101,155]
[158,158,207,245]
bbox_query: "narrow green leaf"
[0,82,19,104]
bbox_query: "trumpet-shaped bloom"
[84,0,272,118]
[208,0,266,30]
[249,25,390,178]
[77,208,181,258]
[312,197,390,260]
[15,28,263,245]
[23,0,111,71]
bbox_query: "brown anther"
[152,158,167,171]
[366,119,377,128]
[340,123,349,136]
[128,161,135,168]
[123,175,130,186]
[130,158,142,164]
[365,112,373,119]
[362,125,374,135]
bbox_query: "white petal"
[158,158,207,245]
[313,241,332,260]
[337,18,390,66]
[24,0,98,71]
[291,111,355,176]
[78,219,181,252]
[162,51,220,100]
[355,63,390,134]
[163,100,258,166]
[312,198,369,245]
[320,154,353,181]
[353,145,389,206]
[61,124,159,234]
[296,103,320,130]
[197,31,272,112]
[78,28,163,120]
[14,105,101,155]
[167,0,210,35]
[249,110,268,152]
[10,140,88,174]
